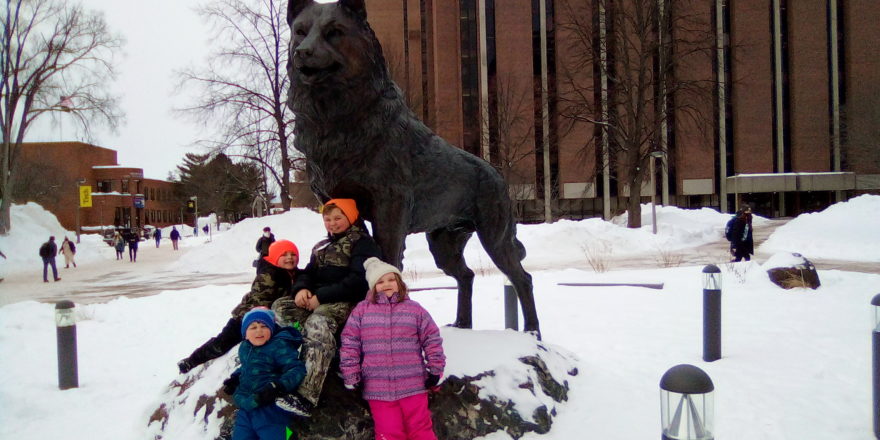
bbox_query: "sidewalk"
[0,238,251,307]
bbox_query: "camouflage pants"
[271,297,353,405]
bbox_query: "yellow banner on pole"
[79,186,92,208]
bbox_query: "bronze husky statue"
[287,0,540,335]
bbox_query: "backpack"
[724,216,736,241]
[39,242,52,258]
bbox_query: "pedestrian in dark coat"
[154,228,162,248]
[39,236,60,282]
[177,240,301,374]
[254,227,276,273]
[223,308,306,440]
[729,205,754,262]
[170,226,181,250]
[126,229,139,262]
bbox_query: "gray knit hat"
[363,257,402,291]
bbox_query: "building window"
[460,0,480,156]
[532,0,559,201]
[97,180,112,193]
[770,0,791,172]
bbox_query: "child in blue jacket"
[222,307,306,440]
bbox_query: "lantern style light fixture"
[702,264,721,291]
[660,364,715,440]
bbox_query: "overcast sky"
[27,0,212,180]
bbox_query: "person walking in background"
[126,229,139,262]
[59,236,77,268]
[728,205,754,262]
[113,230,125,260]
[340,257,446,440]
[254,226,275,273]
[170,226,180,250]
[154,227,162,248]
[39,236,61,282]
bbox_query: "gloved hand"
[424,373,441,389]
[254,381,284,406]
[222,374,240,395]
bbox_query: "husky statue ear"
[338,0,367,20]
[287,0,312,25]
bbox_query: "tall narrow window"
[533,0,559,202]
[420,0,430,122]
[486,0,499,164]
[770,0,791,173]
[827,0,846,171]
[460,1,480,156]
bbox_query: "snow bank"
[759,194,880,261]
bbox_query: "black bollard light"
[504,278,518,330]
[702,265,722,362]
[660,364,715,440]
[872,293,880,438]
[55,300,79,390]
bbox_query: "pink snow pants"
[367,393,437,440]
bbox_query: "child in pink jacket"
[339,257,446,440]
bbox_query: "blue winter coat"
[232,326,306,411]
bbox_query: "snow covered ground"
[1,195,879,439]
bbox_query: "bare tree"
[0,0,123,234]
[176,0,295,210]
[557,0,715,227]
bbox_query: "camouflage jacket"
[292,223,381,305]
[231,265,299,319]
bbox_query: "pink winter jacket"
[339,293,445,401]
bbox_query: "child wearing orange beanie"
[272,198,382,417]
[177,239,302,375]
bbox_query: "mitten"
[254,381,284,406]
[222,374,240,395]
[424,373,441,389]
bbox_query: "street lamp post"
[702,264,722,362]
[650,151,667,234]
[75,178,86,243]
[190,196,198,235]
[872,293,880,437]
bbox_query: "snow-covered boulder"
[763,252,821,290]
[147,328,579,440]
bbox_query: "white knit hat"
[363,257,402,291]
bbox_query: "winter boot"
[275,393,314,417]
[178,317,242,373]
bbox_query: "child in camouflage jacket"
[177,240,301,374]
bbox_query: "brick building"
[17,142,182,233]
[364,0,879,220]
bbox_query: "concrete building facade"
[364,0,880,220]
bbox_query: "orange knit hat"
[323,198,359,224]
[263,239,299,266]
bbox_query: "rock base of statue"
[148,329,579,440]
[766,252,821,290]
